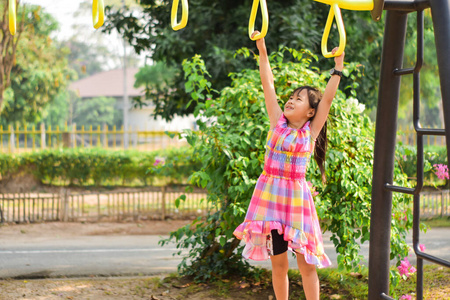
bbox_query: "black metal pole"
[429,0,450,172]
[368,10,409,300]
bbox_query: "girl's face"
[284,89,315,121]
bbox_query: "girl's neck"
[287,118,309,129]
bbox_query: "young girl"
[233,32,345,300]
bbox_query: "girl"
[233,31,345,300]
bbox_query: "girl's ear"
[308,109,316,117]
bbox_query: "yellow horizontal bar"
[314,0,373,11]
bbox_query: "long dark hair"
[291,86,328,183]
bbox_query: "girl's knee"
[299,262,316,277]
[271,253,289,274]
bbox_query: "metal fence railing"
[0,189,447,224]
[0,123,186,153]
[0,186,210,223]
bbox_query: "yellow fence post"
[9,125,15,153]
[40,123,46,150]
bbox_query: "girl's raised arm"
[253,31,282,129]
[310,48,345,140]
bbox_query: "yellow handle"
[9,0,16,35]
[248,0,269,40]
[171,0,189,31]
[321,4,346,58]
[92,0,105,29]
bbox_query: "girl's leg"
[271,251,289,300]
[296,253,319,300]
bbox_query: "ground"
[1,221,449,299]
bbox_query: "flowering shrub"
[400,295,413,300]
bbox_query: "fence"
[0,188,447,224]
[0,186,210,223]
[0,123,186,153]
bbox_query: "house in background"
[69,68,196,131]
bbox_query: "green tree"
[161,50,414,282]
[72,96,117,128]
[0,4,75,126]
[103,0,383,121]
[0,0,24,111]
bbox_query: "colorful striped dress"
[233,114,331,268]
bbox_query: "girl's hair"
[291,86,328,183]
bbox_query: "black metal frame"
[368,0,450,299]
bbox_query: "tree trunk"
[0,0,23,112]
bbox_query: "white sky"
[21,0,145,69]
[22,0,92,40]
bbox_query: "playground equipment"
[369,0,450,299]
[171,0,189,31]
[93,0,105,29]
[171,0,376,57]
[7,0,105,35]
[8,0,16,35]
[248,0,269,41]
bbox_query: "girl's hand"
[331,47,345,70]
[252,31,266,52]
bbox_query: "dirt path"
[0,220,191,239]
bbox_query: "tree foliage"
[104,0,383,121]
[0,4,75,126]
[160,49,415,282]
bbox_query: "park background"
[0,0,449,299]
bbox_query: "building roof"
[70,68,144,98]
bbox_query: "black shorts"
[267,229,289,256]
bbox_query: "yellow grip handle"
[321,4,346,58]
[248,0,269,40]
[9,0,16,35]
[93,0,105,29]
[171,0,189,31]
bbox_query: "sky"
[21,0,144,69]
[22,0,92,40]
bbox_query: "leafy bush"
[0,146,200,187]
[161,48,415,282]
[397,144,448,186]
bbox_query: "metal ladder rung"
[384,183,415,194]
[416,128,445,135]
[416,250,450,267]
[394,67,415,75]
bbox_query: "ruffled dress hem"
[234,220,331,268]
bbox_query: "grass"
[144,264,449,299]
[421,216,450,228]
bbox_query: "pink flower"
[398,257,417,278]
[433,164,449,180]
[153,159,162,166]
[400,295,412,300]
[419,244,426,252]
[307,181,319,197]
